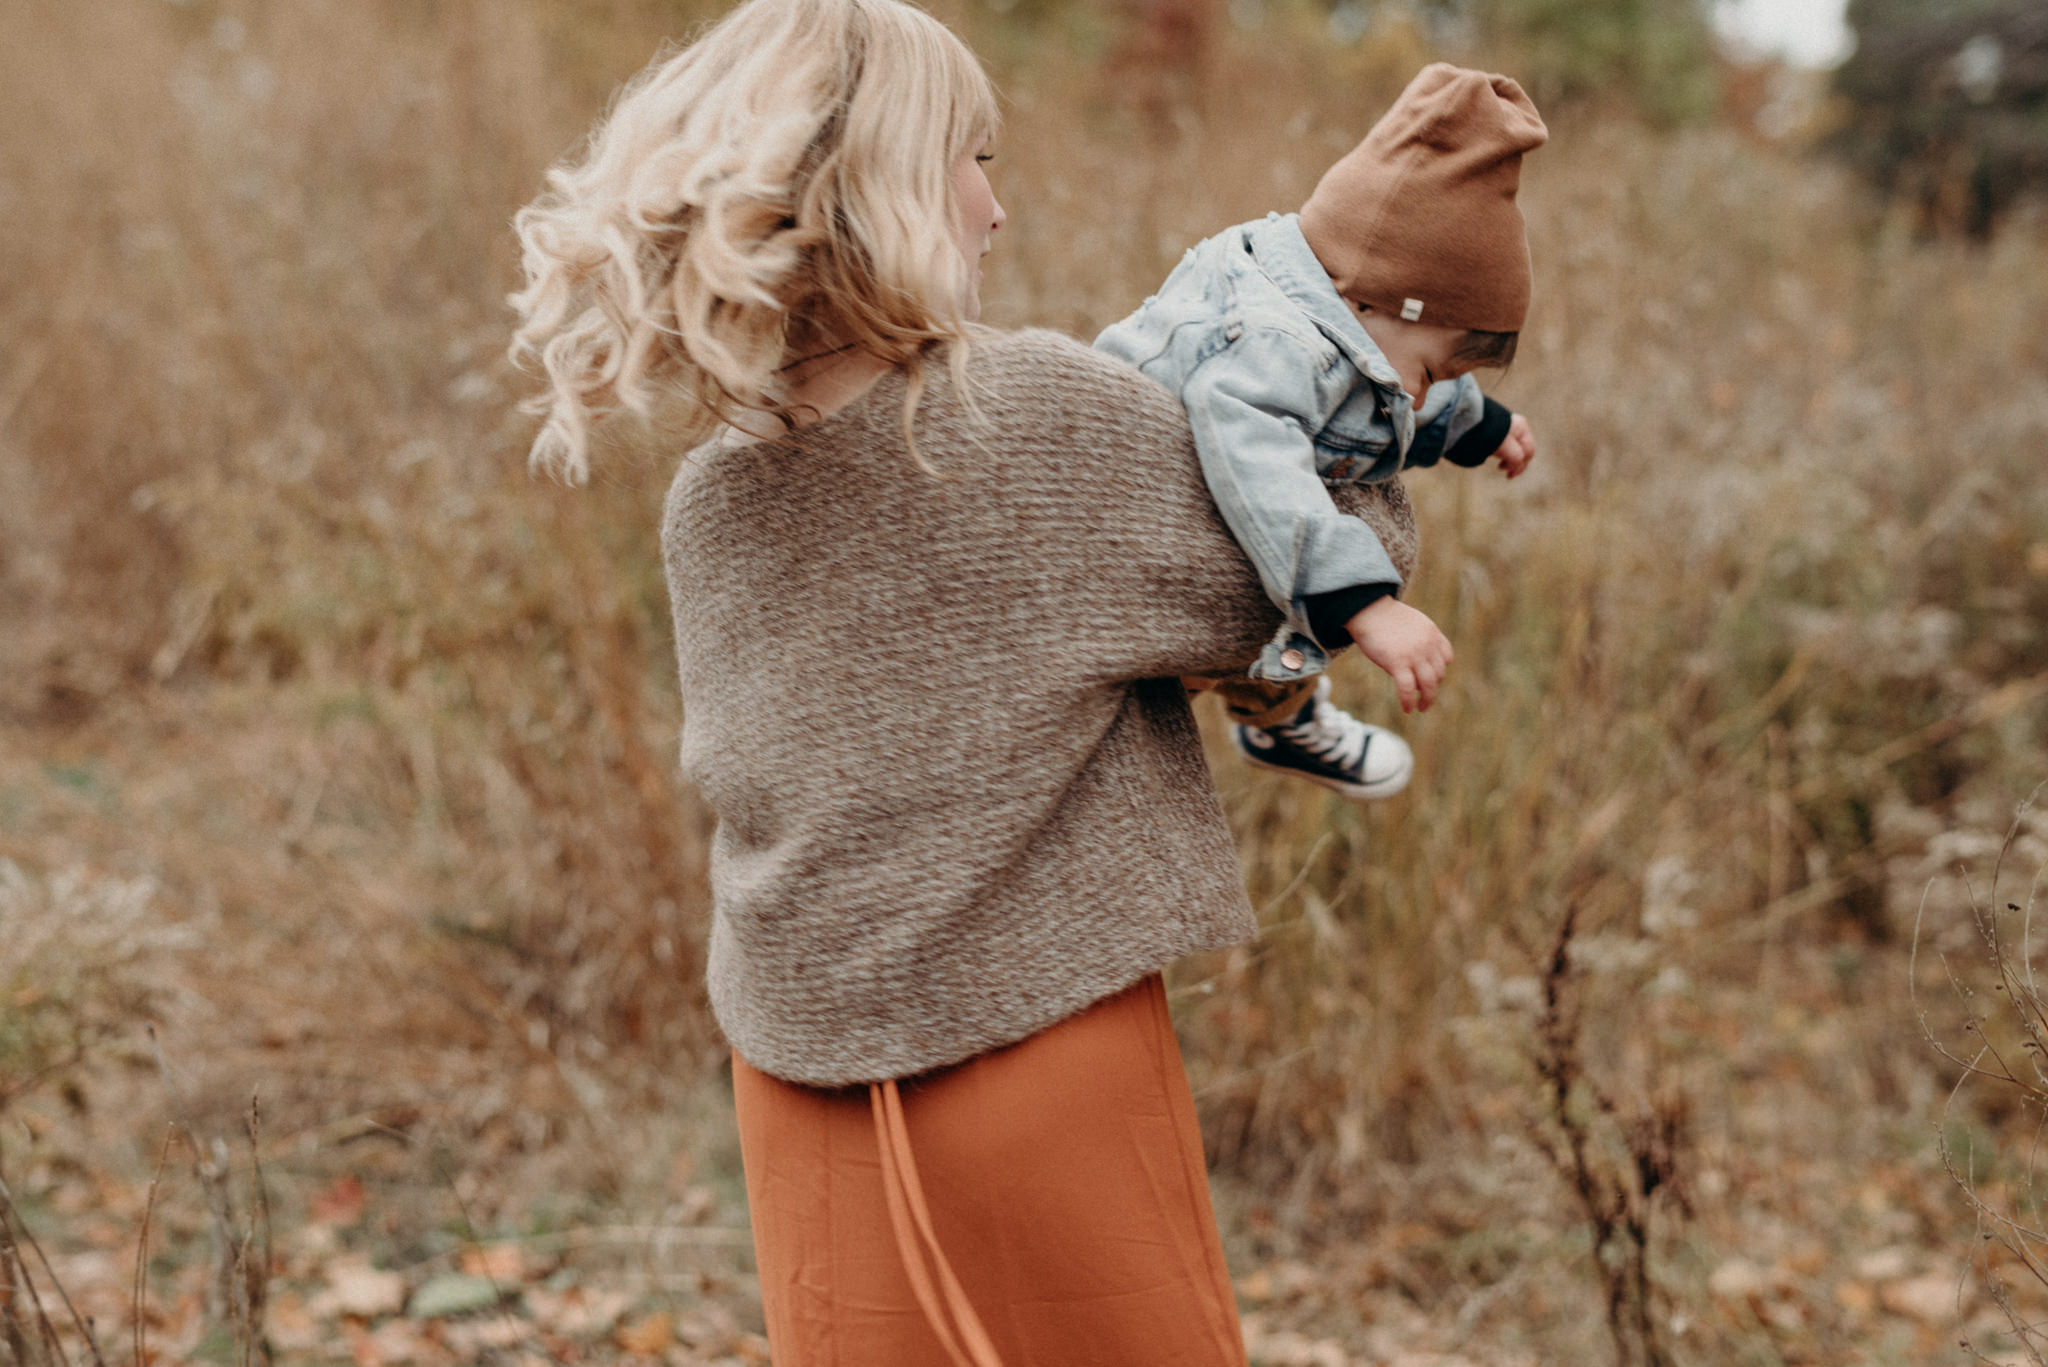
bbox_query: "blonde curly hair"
[509,0,999,481]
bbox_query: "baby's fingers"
[1391,664,1421,714]
[1415,643,1453,711]
[1414,658,1444,712]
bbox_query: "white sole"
[1235,744,1413,801]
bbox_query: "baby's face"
[1346,298,1474,404]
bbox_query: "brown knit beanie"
[1300,63,1548,333]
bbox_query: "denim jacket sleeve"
[1180,329,1405,679]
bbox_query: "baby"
[1096,63,1546,799]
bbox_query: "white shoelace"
[1275,698,1370,770]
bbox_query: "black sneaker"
[1232,678,1413,800]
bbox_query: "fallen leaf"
[676,1304,741,1348]
[408,1274,501,1320]
[360,1318,431,1366]
[1243,1321,1350,1367]
[459,1242,527,1282]
[1854,1246,1913,1282]
[80,1219,130,1250]
[615,1310,673,1356]
[267,1290,327,1354]
[526,1286,633,1338]
[1785,1243,1829,1276]
[48,1250,122,1297]
[676,1185,719,1225]
[313,1257,409,1320]
[1707,1257,1767,1302]
[343,1321,384,1367]
[1881,1273,1959,1324]
[443,1318,531,1353]
[292,1221,343,1267]
[1833,1280,1876,1316]
[310,1174,368,1227]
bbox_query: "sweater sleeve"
[971,330,1289,685]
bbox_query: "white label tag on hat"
[1400,297,1425,321]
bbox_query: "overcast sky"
[1714,0,1856,68]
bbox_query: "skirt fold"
[733,974,1248,1367]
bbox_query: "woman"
[510,1,1419,1362]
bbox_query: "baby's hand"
[1493,412,1536,478]
[1346,596,1453,714]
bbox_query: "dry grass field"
[2,1,2047,1364]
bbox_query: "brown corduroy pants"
[1187,672,1319,728]
[732,975,1249,1367]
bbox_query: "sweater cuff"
[1445,396,1513,468]
[1304,582,1397,652]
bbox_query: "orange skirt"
[732,974,1249,1367]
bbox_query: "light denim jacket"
[1096,212,1491,683]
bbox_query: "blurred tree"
[1832,0,2048,238]
[1455,0,1720,123]
[1105,0,1220,131]
[973,0,1719,124]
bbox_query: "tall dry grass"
[2,1,729,1137]
[960,11,2048,1235]
[1146,109,2048,1201]
[3,0,2046,1318]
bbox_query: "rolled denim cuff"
[1250,625,1330,683]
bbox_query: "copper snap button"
[1280,648,1306,670]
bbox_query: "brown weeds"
[1,1,2046,1361]
[147,1028,273,1364]
[0,1164,106,1367]
[1530,899,1690,1367]
[1914,789,2048,1364]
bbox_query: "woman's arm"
[956,329,1286,685]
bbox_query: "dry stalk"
[237,1098,272,1367]
[145,1027,238,1326]
[0,1187,49,1367]
[0,1158,106,1367]
[1912,787,2048,1365]
[133,1128,174,1367]
[144,1028,272,1364]
[1528,900,1689,1367]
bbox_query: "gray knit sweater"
[661,327,1418,1085]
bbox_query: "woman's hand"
[1345,596,1453,713]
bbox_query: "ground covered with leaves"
[5,2,2048,1365]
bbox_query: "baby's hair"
[1450,328,1519,371]
[508,0,999,481]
